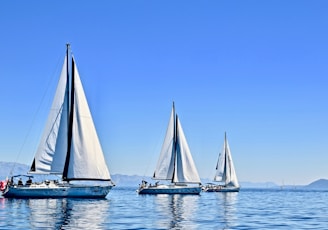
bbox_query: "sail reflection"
[26,198,110,229]
[216,192,238,229]
[155,194,199,229]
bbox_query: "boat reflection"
[155,194,199,229]
[25,198,110,229]
[0,197,5,209]
[216,192,238,228]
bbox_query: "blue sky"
[0,1,327,185]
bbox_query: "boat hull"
[2,184,113,198]
[203,185,240,193]
[138,185,201,195]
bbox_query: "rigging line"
[9,52,64,176]
[142,136,158,178]
[142,108,169,178]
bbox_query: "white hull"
[138,184,201,195]
[2,183,113,198]
[202,184,240,193]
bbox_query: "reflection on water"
[155,194,199,229]
[152,192,238,229]
[194,191,239,229]
[0,198,110,229]
[0,189,239,229]
[2,188,328,229]
[217,192,238,229]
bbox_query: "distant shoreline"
[1,161,327,189]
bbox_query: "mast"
[62,44,74,181]
[152,102,177,181]
[224,132,228,185]
[173,102,176,148]
[66,43,70,127]
[171,102,177,183]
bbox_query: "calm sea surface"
[0,187,327,229]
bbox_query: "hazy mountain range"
[1,161,327,189]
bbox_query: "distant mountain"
[109,175,280,188]
[239,181,278,188]
[0,162,29,180]
[111,174,151,187]
[1,161,326,189]
[305,179,328,189]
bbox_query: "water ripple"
[1,188,328,229]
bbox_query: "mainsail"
[64,57,110,181]
[214,133,239,187]
[153,103,201,184]
[29,45,111,182]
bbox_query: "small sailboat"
[1,44,114,198]
[203,132,240,192]
[137,103,202,194]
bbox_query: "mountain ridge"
[1,161,327,189]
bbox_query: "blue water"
[0,187,327,229]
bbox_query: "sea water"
[0,187,327,229]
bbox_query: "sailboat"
[1,44,114,198]
[203,132,240,192]
[137,103,202,194]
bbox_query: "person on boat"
[0,179,8,191]
[26,178,32,186]
[18,178,23,186]
[141,180,148,188]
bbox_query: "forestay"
[30,56,69,174]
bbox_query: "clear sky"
[0,1,327,185]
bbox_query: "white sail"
[225,139,239,187]
[174,117,201,183]
[153,103,200,184]
[214,141,226,182]
[30,56,69,174]
[66,58,111,181]
[3,45,114,198]
[153,106,175,180]
[214,134,239,187]
[214,155,223,181]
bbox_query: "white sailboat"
[138,103,202,194]
[203,132,240,192]
[2,44,114,198]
